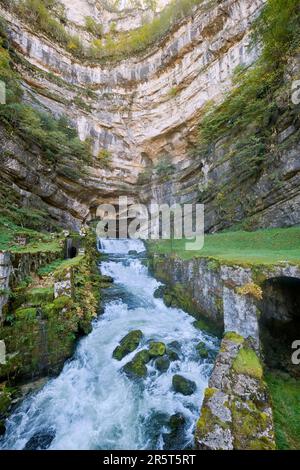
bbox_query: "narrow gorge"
[0,0,300,453]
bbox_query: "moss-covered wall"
[0,229,102,432]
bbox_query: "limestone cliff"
[0,0,271,229]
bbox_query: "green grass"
[147,227,300,266]
[0,217,62,253]
[37,259,65,276]
[266,371,300,450]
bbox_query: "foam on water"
[0,239,218,450]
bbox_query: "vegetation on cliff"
[194,0,300,229]
[0,26,91,164]
[1,0,206,61]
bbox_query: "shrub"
[97,149,112,167]
[85,16,103,38]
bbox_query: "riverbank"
[0,239,218,450]
[0,228,102,435]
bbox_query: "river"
[0,239,218,450]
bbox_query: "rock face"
[150,252,300,346]
[195,333,275,450]
[0,0,276,229]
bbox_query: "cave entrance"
[259,276,300,378]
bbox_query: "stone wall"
[150,252,300,345]
[150,252,300,449]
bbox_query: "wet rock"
[100,275,114,284]
[172,375,197,396]
[169,413,186,433]
[149,341,166,357]
[153,286,166,299]
[155,355,170,372]
[128,250,138,256]
[163,412,186,449]
[122,349,150,380]
[123,360,147,379]
[196,341,209,359]
[113,330,143,361]
[168,341,181,352]
[166,341,181,361]
[134,349,151,364]
[24,429,55,450]
[166,348,179,361]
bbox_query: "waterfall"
[0,239,218,450]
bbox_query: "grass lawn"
[266,371,300,450]
[0,217,62,253]
[147,227,300,266]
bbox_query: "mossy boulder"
[169,413,186,433]
[123,350,150,380]
[166,348,179,361]
[196,341,209,359]
[149,341,166,357]
[134,349,151,364]
[172,374,197,396]
[155,355,170,372]
[113,330,143,361]
[0,388,12,416]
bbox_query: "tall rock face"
[2,0,298,230]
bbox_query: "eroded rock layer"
[0,0,270,227]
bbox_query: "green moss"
[193,319,222,338]
[15,307,37,320]
[196,341,209,358]
[112,330,143,361]
[123,349,150,380]
[37,259,65,276]
[26,287,54,305]
[0,230,101,381]
[195,388,222,440]
[231,399,275,450]
[232,348,263,380]
[224,332,245,345]
[148,342,166,357]
[266,371,300,450]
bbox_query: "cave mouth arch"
[259,276,300,378]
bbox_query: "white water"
[0,239,218,450]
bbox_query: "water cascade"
[0,239,218,450]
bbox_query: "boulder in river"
[149,341,166,357]
[196,341,209,359]
[24,429,55,450]
[123,349,151,379]
[172,374,197,396]
[112,330,143,361]
[155,355,170,372]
